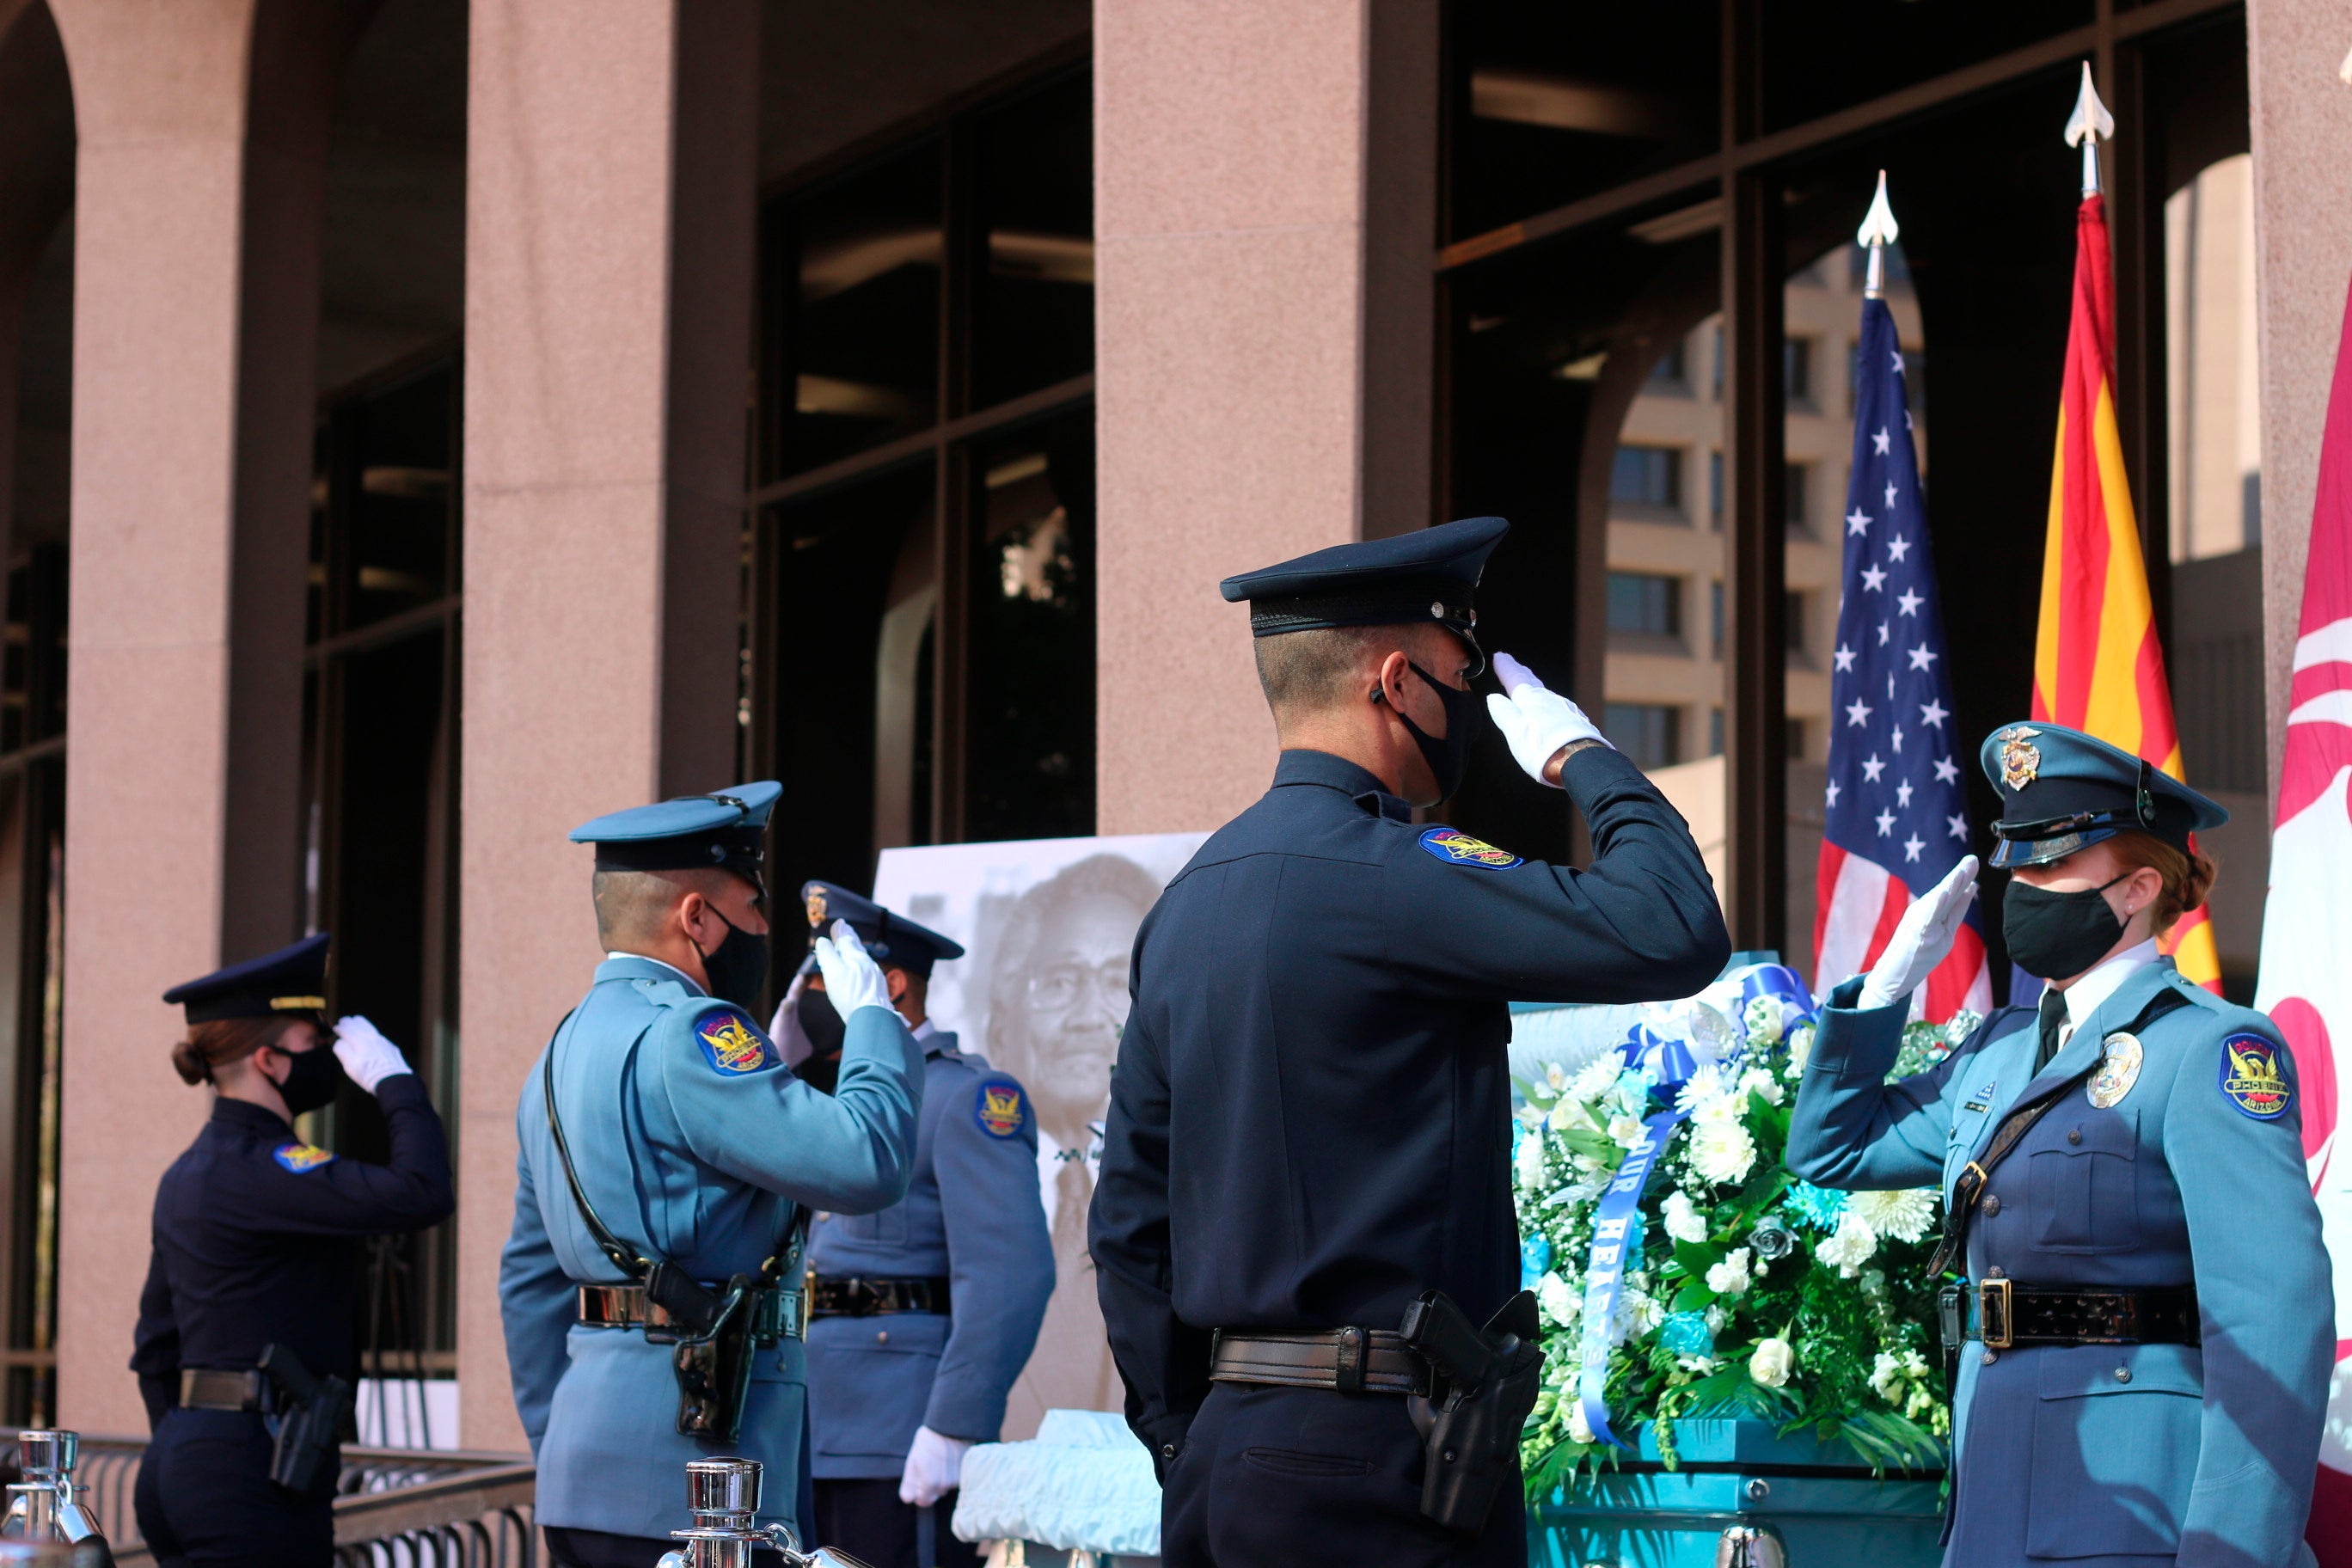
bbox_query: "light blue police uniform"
[1789,725,2331,1567]
[805,1020,1056,1476]
[498,786,924,1545]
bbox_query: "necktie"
[2035,988,2069,1073]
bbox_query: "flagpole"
[1857,171,1898,301]
[2064,62,2114,199]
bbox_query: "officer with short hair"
[499,784,923,1568]
[1788,722,2331,1565]
[775,881,1055,1568]
[1090,516,1731,1568]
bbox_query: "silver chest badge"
[2087,1032,2143,1109]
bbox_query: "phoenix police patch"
[2219,1034,2292,1120]
[697,1009,775,1075]
[273,1142,336,1173]
[975,1081,1027,1139]
[1418,826,1524,870]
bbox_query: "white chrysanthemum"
[1537,1270,1579,1329]
[1516,1135,1547,1192]
[1749,1337,1795,1388]
[1705,1246,1753,1296]
[1570,1056,1622,1105]
[1816,1213,1879,1277]
[1689,1119,1757,1185]
[1737,1067,1785,1107]
[1663,1191,1709,1245]
[1850,1187,1937,1244]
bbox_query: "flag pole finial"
[2065,62,2115,198]
[1857,170,1900,299]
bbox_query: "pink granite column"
[2248,1,2352,799]
[1093,0,1440,835]
[458,0,759,1448]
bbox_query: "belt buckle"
[1979,1277,2013,1351]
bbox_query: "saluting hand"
[812,921,893,1020]
[1857,854,1979,1011]
[1485,651,1610,787]
[331,1015,414,1094]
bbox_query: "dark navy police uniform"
[786,884,1055,1568]
[132,934,454,1568]
[1090,518,1730,1568]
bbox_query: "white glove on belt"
[1484,651,1608,786]
[1856,855,1980,1012]
[331,1015,413,1094]
[899,1424,972,1507]
[813,921,894,1020]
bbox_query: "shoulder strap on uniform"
[542,1008,655,1282]
[1925,984,2191,1277]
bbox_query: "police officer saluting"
[776,883,1054,1568]
[1090,516,1730,1568]
[499,784,923,1567]
[1788,722,2331,1566]
[133,934,453,1567]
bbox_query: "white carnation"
[1537,1270,1579,1329]
[1816,1213,1879,1277]
[1749,1336,1796,1388]
[1737,1067,1785,1107]
[1705,1246,1754,1296]
[1786,1024,1816,1073]
[1850,1187,1937,1245]
[1689,1119,1758,1185]
[1662,1191,1709,1245]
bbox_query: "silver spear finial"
[1856,170,1899,299]
[2064,62,2115,199]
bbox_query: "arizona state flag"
[2030,192,2222,990]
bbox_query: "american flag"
[1812,291,1992,1020]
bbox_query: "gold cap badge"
[1997,725,2043,791]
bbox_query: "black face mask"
[273,1042,346,1117]
[1389,660,1479,805]
[695,911,771,1011]
[2003,871,2130,980]
[797,982,848,1061]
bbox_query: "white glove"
[766,967,816,1068]
[1483,651,1609,786]
[812,921,892,1020]
[331,1015,413,1094]
[1857,855,1980,1011]
[898,1424,973,1507]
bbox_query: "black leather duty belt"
[1939,1278,2200,1352]
[180,1368,273,1412]
[1210,1328,1431,1397]
[577,1282,803,1342]
[810,1276,951,1319]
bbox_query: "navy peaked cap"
[1979,721,2226,868]
[799,880,964,977]
[1219,515,1510,671]
[570,781,782,891]
[163,932,332,1025]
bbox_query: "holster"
[644,1265,760,1442]
[256,1344,351,1495]
[1398,1289,1544,1536]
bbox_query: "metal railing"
[5,1434,534,1567]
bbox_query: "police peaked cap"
[570,781,782,894]
[1978,721,2226,869]
[163,932,331,1024]
[1219,515,1510,672]
[799,880,965,977]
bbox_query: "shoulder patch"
[974,1078,1028,1139]
[273,1142,337,1173]
[2219,1032,2293,1121]
[695,1008,778,1076]
[1417,826,1524,870]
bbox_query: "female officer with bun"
[1788,720,2330,1567]
[131,933,454,1568]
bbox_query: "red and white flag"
[2255,276,2352,1564]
